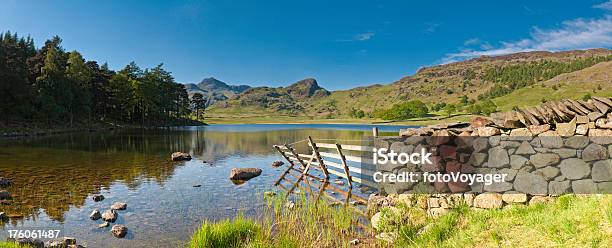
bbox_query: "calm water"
[0,124,405,247]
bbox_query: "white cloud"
[443,15,612,63]
[354,32,375,41]
[594,0,612,11]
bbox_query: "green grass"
[189,193,366,248]
[390,195,612,247]
[0,242,30,248]
[189,193,611,247]
[189,215,260,248]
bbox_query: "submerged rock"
[171,152,192,161]
[90,209,101,220]
[101,210,117,223]
[111,202,127,210]
[229,168,262,180]
[45,237,76,248]
[98,222,110,228]
[111,224,128,238]
[271,160,284,167]
[92,194,105,202]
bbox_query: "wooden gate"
[273,136,378,215]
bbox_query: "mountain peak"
[285,78,329,98]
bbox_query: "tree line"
[478,55,612,100]
[0,31,203,126]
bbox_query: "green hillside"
[206,49,612,122]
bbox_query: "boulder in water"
[111,202,127,210]
[111,224,128,238]
[229,168,262,180]
[171,152,192,161]
[92,194,104,202]
[90,209,101,220]
[271,161,284,167]
[101,210,117,223]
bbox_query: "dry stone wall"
[369,97,612,213]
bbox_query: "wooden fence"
[273,134,380,215]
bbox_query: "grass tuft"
[189,215,259,248]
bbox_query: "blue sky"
[1,0,611,90]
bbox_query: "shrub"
[374,100,428,120]
[442,104,456,117]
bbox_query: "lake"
[0,124,406,247]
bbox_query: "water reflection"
[0,124,404,247]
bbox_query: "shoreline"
[203,114,476,126]
[1,120,207,139]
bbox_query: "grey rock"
[559,158,591,179]
[565,136,589,149]
[472,137,489,152]
[468,153,487,167]
[484,182,513,192]
[592,160,612,182]
[271,161,284,167]
[488,147,509,168]
[538,133,563,148]
[489,136,501,146]
[515,141,536,155]
[111,224,128,238]
[549,181,571,195]
[535,166,560,180]
[510,155,528,169]
[552,148,577,158]
[513,171,547,195]
[497,168,518,181]
[530,137,542,148]
[582,143,608,161]
[572,179,597,194]
[101,210,117,223]
[92,194,104,202]
[500,141,521,148]
[229,168,262,180]
[529,153,560,168]
[597,182,612,193]
[171,152,192,161]
[89,209,101,220]
[111,202,127,211]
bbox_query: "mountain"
[213,78,330,114]
[196,77,251,98]
[206,48,612,118]
[184,77,252,104]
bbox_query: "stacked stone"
[376,97,612,214]
[399,96,612,137]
